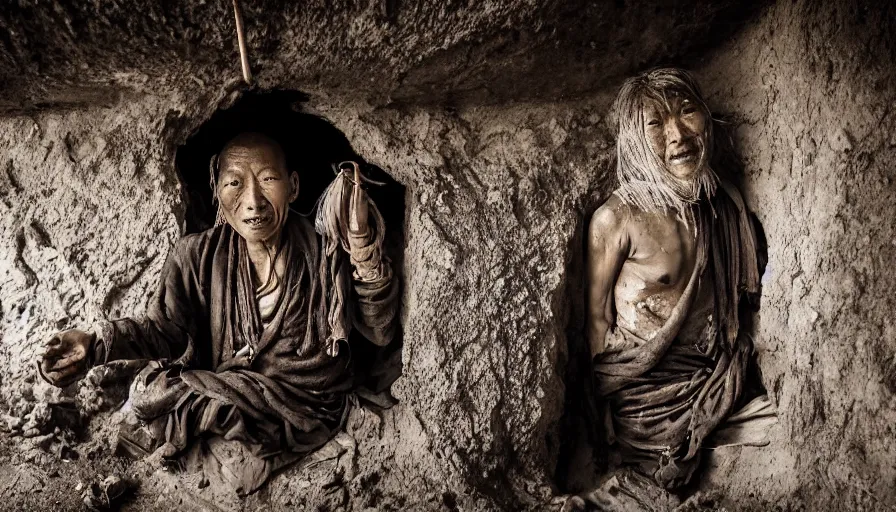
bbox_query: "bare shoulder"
[588,193,632,238]
[587,192,636,258]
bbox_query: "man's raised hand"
[347,164,369,239]
[38,329,94,387]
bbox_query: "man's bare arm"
[38,237,201,387]
[586,196,630,357]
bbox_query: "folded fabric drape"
[593,184,771,488]
[93,214,398,494]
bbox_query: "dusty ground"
[1,0,894,510]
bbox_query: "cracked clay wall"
[693,0,896,509]
[0,91,616,510]
[319,99,614,508]
[0,99,183,417]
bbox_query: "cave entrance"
[174,89,405,397]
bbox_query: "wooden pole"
[232,0,252,84]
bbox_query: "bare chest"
[612,213,707,338]
[623,214,697,291]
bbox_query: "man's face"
[642,94,708,181]
[217,140,298,245]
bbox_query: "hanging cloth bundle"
[314,162,388,357]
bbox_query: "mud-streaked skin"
[586,99,714,356]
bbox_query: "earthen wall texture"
[696,1,896,509]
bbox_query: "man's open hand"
[38,329,94,387]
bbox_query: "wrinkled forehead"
[218,137,287,174]
[639,89,698,116]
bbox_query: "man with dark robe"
[37,132,398,494]
[585,68,775,492]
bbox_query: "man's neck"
[246,232,282,285]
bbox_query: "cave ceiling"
[0,0,767,112]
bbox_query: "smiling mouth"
[668,148,698,165]
[243,216,272,228]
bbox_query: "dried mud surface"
[696,1,896,510]
[0,0,894,511]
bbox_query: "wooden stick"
[232,0,252,84]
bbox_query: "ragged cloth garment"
[91,213,398,495]
[593,183,773,488]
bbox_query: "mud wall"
[319,99,613,508]
[0,99,182,409]
[0,87,616,512]
[0,0,894,510]
[695,1,896,509]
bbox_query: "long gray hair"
[610,67,719,214]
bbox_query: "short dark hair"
[217,132,288,175]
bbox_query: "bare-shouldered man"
[587,193,710,356]
[584,68,773,491]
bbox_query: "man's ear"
[289,171,300,202]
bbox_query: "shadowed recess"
[174,89,405,234]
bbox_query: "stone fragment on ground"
[81,473,133,511]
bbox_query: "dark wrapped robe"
[593,183,775,488]
[90,214,398,494]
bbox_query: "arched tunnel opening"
[174,89,406,398]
